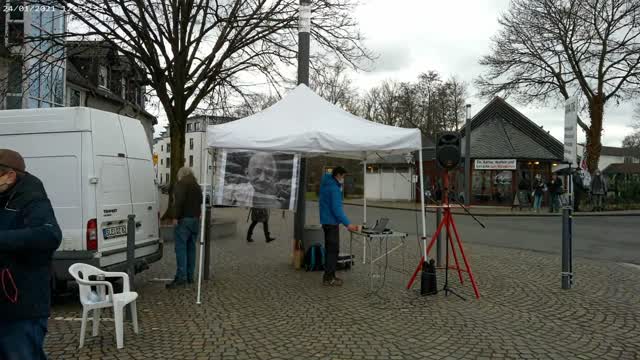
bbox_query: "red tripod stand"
[406,173,480,299]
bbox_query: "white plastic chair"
[68,263,139,349]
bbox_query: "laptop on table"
[361,218,390,234]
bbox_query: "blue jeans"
[174,217,199,282]
[0,318,48,360]
[533,194,543,210]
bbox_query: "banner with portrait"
[214,150,301,210]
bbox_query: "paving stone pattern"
[45,208,640,359]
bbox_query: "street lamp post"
[464,104,471,206]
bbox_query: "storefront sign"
[474,159,517,170]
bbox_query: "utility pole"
[464,104,471,206]
[294,0,311,243]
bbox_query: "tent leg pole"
[418,150,428,260]
[363,160,367,224]
[196,150,210,305]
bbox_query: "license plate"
[103,225,127,239]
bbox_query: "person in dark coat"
[547,173,564,213]
[590,169,608,211]
[0,149,62,360]
[167,167,203,289]
[246,208,275,243]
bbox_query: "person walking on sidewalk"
[246,208,275,243]
[319,167,359,286]
[532,174,545,212]
[590,169,608,212]
[0,149,62,360]
[167,167,203,289]
[547,173,564,213]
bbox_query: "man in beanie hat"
[0,149,61,359]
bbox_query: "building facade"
[1,5,66,109]
[416,97,564,206]
[65,41,156,145]
[154,116,235,186]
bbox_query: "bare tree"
[51,0,370,216]
[310,59,357,108]
[477,0,640,173]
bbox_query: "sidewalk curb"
[338,202,640,217]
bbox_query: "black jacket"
[0,173,62,321]
[173,174,203,219]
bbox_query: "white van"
[0,107,162,289]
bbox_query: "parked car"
[0,107,162,291]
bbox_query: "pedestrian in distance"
[532,174,545,212]
[0,149,62,360]
[319,167,359,287]
[167,167,203,289]
[246,208,275,243]
[547,173,564,213]
[590,169,607,212]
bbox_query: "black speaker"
[436,132,461,170]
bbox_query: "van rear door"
[0,132,84,251]
[119,115,160,251]
[91,111,135,256]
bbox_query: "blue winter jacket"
[319,173,350,226]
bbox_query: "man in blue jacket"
[319,167,358,286]
[0,149,62,360]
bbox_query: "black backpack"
[304,244,326,272]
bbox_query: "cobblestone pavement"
[46,208,640,359]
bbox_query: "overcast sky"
[155,0,637,146]
[348,0,636,147]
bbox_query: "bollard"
[436,207,443,267]
[561,208,573,289]
[126,214,136,319]
[204,206,212,280]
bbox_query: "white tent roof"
[206,84,421,160]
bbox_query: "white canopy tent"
[195,84,428,303]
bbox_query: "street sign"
[564,97,578,167]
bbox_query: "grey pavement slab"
[46,207,640,359]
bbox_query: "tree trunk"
[585,95,604,174]
[162,108,188,219]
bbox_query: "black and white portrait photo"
[214,150,300,210]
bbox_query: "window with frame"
[98,65,109,88]
[121,78,126,99]
[194,122,200,131]
[189,138,194,150]
[161,145,164,152]
[165,173,169,183]
[167,144,171,153]
[160,158,163,165]
[5,56,23,109]
[189,156,194,167]
[166,157,170,168]
[69,88,81,106]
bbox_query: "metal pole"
[418,149,428,261]
[436,207,443,267]
[464,104,471,206]
[363,160,367,224]
[561,207,573,289]
[196,150,210,304]
[126,214,135,319]
[204,205,212,280]
[294,0,311,244]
